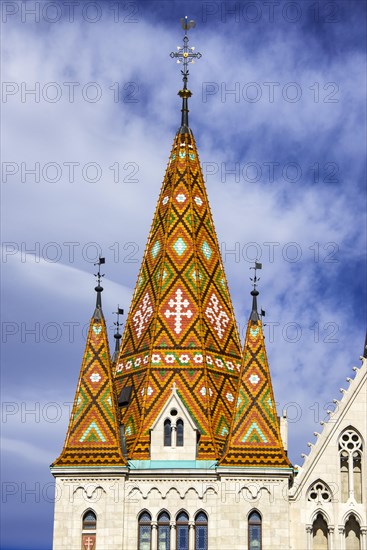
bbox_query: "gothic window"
[339,427,363,503]
[176,419,184,447]
[312,514,328,550]
[83,510,96,530]
[158,511,170,550]
[307,481,332,503]
[195,511,208,550]
[176,511,189,550]
[248,511,262,550]
[164,419,172,447]
[341,452,349,502]
[138,512,152,550]
[345,515,361,550]
[82,510,96,550]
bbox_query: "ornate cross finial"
[170,16,202,130]
[170,17,202,82]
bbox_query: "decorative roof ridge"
[126,136,185,456]
[186,138,218,456]
[290,356,366,493]
[113,133,182,380]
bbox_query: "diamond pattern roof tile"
[220,318,291,467]
[115,130,243,460]
[53,306,126,466]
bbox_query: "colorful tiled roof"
[220,296,290,467]
[53,302,125,466]
[114,129,243,460]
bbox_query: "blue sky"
[1,0,366,548]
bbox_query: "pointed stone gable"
[220,319,290,467]
[53,310,125,466]
[114,130,243,460]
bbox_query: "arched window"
[82,510,96,550]
[176,511,189,550]
[164,419,172,447]
[176,419,184,447]
[83,510,96,530]
[195,511,208,550]
[158,511,170,550]
[312,514,328,550]
[248,511,262,550]
[339,427,363,503]
[345,515,361,550]
[138,512,152,550]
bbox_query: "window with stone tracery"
[164,419,172,447]
[177,419,184,446]
[163,412,184,448]
[339,427,363,503]
[82,510,96,550]
[176,511,189,550]
[307,480,332,503]
[195,511,208,550]
[138,511,152,550]
[137,510,208,550]
[158,511,171,550]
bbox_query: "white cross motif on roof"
[164,288,193,334]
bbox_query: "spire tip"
[93,257,105,315]
[249,262,262,322]
[170,17,202,130]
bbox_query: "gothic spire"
[53,265,125,467]
[220,267,291,467]
[114,27,242,460]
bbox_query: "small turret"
[52,260,125,466]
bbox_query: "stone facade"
[51,354,367,550]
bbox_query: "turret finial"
[93,257,105,316]
[249,261,263,322]
[112,305,124,362]
[170,16,202,131]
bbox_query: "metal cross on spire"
[170,16,202,130]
